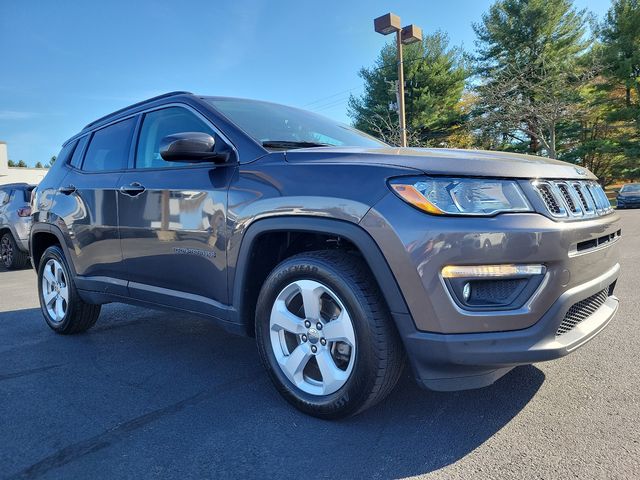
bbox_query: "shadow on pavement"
[0,305,544,479]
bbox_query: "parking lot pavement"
[1,211,639,480]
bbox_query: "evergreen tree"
[600,0,640,172]
[473,0,592,157]
[348,32,468,146]
[35,161,43,168]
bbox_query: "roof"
[82,91,194,131]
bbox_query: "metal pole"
[396,29,407,148]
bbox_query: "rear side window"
[20,187,35,203]
[82,117,136,171]
[56,141,76,167]
[136,107,215,169]
[70,136,89,168]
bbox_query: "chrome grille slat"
[532,180,612,219]
[572,182,596,214]
[558,184,577,212]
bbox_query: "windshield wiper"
[262,140,332,150]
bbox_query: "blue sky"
[0,0,612,166]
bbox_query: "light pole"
[374,13,422,147]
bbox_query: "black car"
[616,183,640,209]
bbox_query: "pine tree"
[600,0,640,173]
[348,32,468,146]
[473,0,592,157]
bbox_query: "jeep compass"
[30,91,621,418]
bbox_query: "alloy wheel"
[41,259,69,323]
[269,279,356,396]
[1,236,13,267]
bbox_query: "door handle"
[119,182,146,197]
[58,185,76,195]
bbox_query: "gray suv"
[0,183,34,269]
[30,92,621,418]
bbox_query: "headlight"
[389,177,532,216]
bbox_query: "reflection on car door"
[56,118,135,294]
[117,106,235,318]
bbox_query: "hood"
[284,147,597,180]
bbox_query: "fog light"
[442,264,546,311]
[463,282,471,302]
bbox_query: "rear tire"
[256,251,404,419]
[1,232,29,270]
[37,245,100,334]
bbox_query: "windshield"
[621,184,640,193]
[206,97,386,149]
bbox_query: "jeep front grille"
[556,287,611,336]
[532,180,612,219]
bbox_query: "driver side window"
[136,107,216,169]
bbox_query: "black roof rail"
[83,91,193,130]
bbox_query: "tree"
[348,31,468,146]
[17,160,27,168]
[473,0,592,157]
[558,76,632,184]
[601,0,640,116]
[599,0,640,172]
[35,161,43,168]
[7,160,16,167]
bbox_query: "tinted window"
[56,141,76,166]
[70,135,89,168]
[82,117,136,171]
[20,186,35,203]
[0,190,8,205]
[136,107,215,169]
[621,184,640,193]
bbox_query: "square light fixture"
[374,13,401,35]
[401,24,423,44]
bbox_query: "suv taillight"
[17,207,31,217]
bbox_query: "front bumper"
[361,192,621,390]
[394,263,619,390]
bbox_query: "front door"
[117,105,234,317]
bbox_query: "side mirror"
[159,132,227,163]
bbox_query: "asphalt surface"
[1,211,639,480]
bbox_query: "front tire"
[256,251,404,419]
[1,232,29,270]
[37,245,101,334]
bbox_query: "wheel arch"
[0,225,18,242]
[231,216,409,335]
[30,223,74,273]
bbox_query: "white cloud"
[0,111,39,120]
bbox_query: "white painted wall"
[0,141,49,185]
[0,142,8,176]
[0,168,49,185]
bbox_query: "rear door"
[117,105,234,317]
[57,117,136,293]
